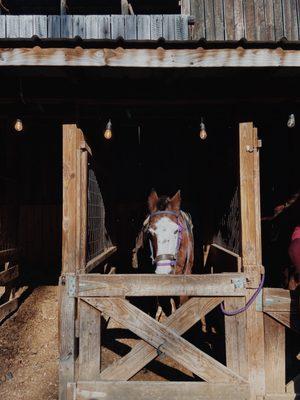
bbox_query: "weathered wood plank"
[263,287,299,312]
[59,282,76,400]
[111,15,125,39]
[233,0,244,39]
[174,15,189,40]
[264,313,285,394]
[78,273,246,297]
[98,16,111,39]
[6,16,20,38]
[0,297,18,322]
[224,0,235,40]
[0,265,19,285]
[85,15,98,39]
[163,15,175,40]
[264,0,275,40]
[254,0,267,40]
[181,0,191,15]
[74,381,251,400]
[282,0,298,40]
[99,297,222,381]
[85,297,247,383]
[124,15,137,40]
[150,15,163,40]
[214,0,225,40]
[286,372,300,393]
[33,15,47,38]
[204,0,215,40]
[224,297,248,379]
[61,15,73,38]
[191,0,205,39]
[0,248,18,264]
[19,15,33,38]
[0,15,5,38]
[264,310,300,332]
[273,0,284,40]
[73,15,85,38]
[78,299,101,380]
[3,47,300,68]
[243,0,256,40]
[137,15,150,39]
[85,246,117,274]
[48,15,61,38]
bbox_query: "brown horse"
[132,190,194,313]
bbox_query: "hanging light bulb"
[14,118,23,132]
[104,119,112,140]
[287,113,295,128]
[199,118,207,140]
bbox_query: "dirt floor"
[0,287,220,399]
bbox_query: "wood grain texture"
[0,297,18,322]
[0,264,19,285]
[214,0,225,40]
[150,15,163,40]
[224,297,248,379]
[273,0,284,40]
[78,299,101,380]
[85,246,117,273]
[111,15,125,39]
[3,47,300,68]
[74,381,251,400]
[243,0,256,40]
[233,0,244,39]
[204,0,215,40]
[99,297,222,381]
[191,0,205,39]
[224,0,235,40]
[58,282,76,400]
[264,313,285,394]
[77,273,246,297]
[85,297,247,383]
[263,287,299,312]
[264,310,300,332]
[137,15,150,39]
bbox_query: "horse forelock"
[156,196,170,211]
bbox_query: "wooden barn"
[0,1,300,399]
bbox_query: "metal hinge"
[246,139,263,153]
[231,277,246,289]
[66,274,76,297]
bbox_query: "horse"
[132,190,194,316]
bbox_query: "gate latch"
[246,139,262,153]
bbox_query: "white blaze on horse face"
[150,217,179,274]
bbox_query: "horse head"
[147,190,185,274]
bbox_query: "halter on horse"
[132,190,194,276]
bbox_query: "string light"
[104,119,112,140]
[287,113,295,128]
[199,118,207,140]
[14,118,23,132]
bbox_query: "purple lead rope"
[220,273,265,316]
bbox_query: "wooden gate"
[59,123,273,400]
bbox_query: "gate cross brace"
[83,297,247,383]
[99,297,222,381]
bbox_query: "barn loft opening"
[1,0,181,15]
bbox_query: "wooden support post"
[238,122,265,397]
[121,0,130,14]
[60,124,88,400]
[264,314,285,394]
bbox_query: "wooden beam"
[72,381,251,400]
[2,47,300,68]
[99,297,223,381]
[0,264,19,285]
[84,297,247,383]
[264,313,285,394]
[0,297,18,322]
[85,246,117,274]
[78,299,101,380]
[0,248,18,264]
[263,287,299,312]
[206,243,242,273]
[77,273,247,297]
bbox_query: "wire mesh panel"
[87,162,112,262]
[213,186,241,255]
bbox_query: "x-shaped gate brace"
[80,296,247,383]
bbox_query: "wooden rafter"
[99,297,223,381]
[84,297,247,383]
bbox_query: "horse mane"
[156,195,170,211]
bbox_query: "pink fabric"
[292,226,300,241]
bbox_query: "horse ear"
[169,190,181,212]
[148,190,158,212]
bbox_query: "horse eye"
[174,229,178,234]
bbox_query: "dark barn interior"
[0,66,300,287]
